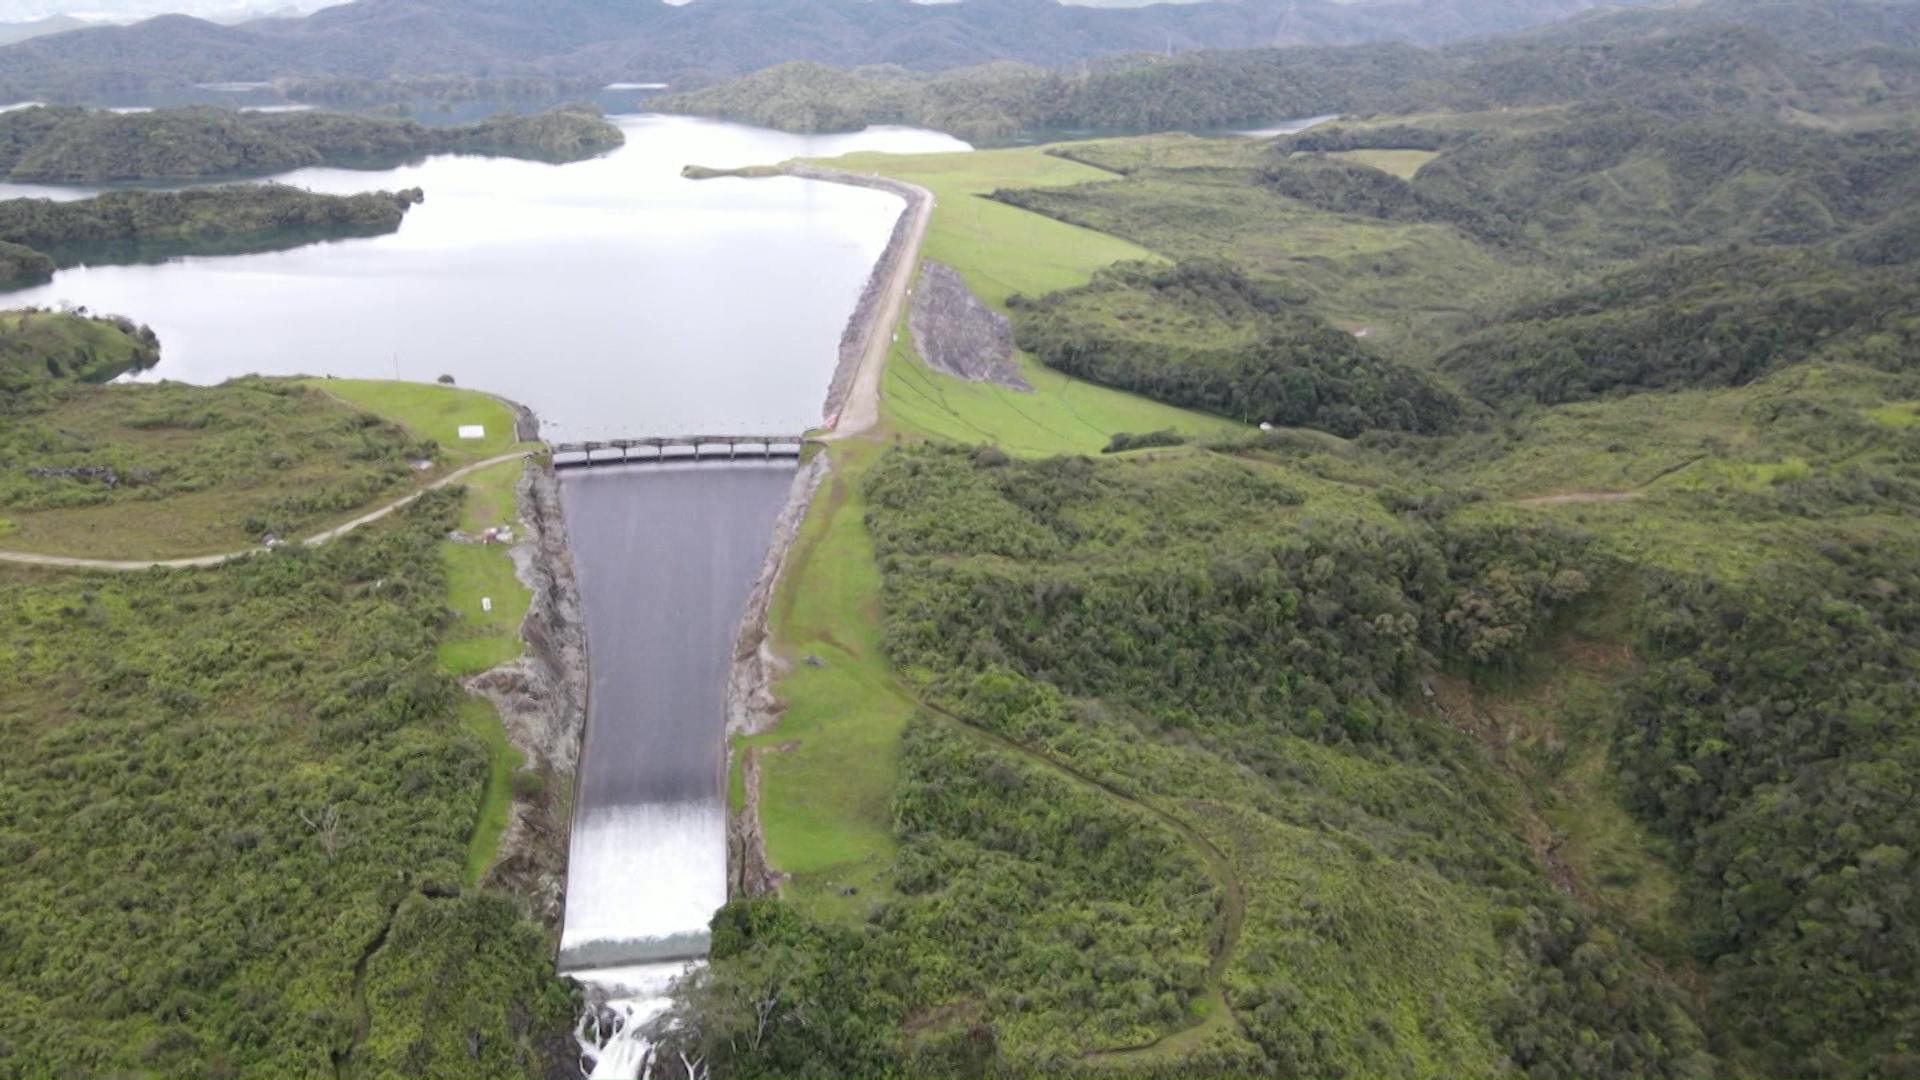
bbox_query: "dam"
[557,459,797,974]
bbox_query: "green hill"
[0,104,622,183]
[1009,259,1466,435]
[0,183,422,283]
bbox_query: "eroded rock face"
[730,749,785,899]
[726,454,828,740]
[909,259,1032,391]
[465,460,590,927]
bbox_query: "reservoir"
[0,114,967,441]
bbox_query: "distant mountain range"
[0,2,320,46]
[648,0,1920,142]
[0,0,1665,101]
[0,13,84,45]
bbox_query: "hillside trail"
[1511,491,1645,506]
[1511,454,1708,506]
[0,449,535,572]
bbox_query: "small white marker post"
[481,597,493,613]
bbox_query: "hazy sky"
[0,0,1228,27]
[0,0,336,24]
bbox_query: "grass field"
[438,458,533,677]
[302,377,528,463]
[834,146,1162,309]
[0,379,436,559]
[1868,400,1920,426]
[460,693,526,886]
[999,166,1539,349]
[1327,148,1440,179]
[738,442,915,923]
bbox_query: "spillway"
[556,460,797,1072]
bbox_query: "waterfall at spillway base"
[574,961,697,1079]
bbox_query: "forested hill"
[653,10,1920,140]
[0,104,621,182]
[1522,0,1920,49]
[0,184,423,286]
[0,0,1662,100]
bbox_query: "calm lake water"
[0,115,968,442]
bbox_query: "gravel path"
[782,165,936,439]
[1511,491,1646,506]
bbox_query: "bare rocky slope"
[909,259,1030,390]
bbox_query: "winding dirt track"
[0,450,535,572]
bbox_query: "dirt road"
[0,449,536,572]
[788,168,934,439]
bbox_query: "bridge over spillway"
[549,434,809,470]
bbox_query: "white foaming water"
[561,802,728,963]
[574,961,696,1079]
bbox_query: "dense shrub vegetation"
[652,45,1437,142]
[0,239,52,283]
[0,104,622,182]
[655,6,1920,140]
[0,342,440,550]
[1009,261,1464,435]
[0,487,576,1075]
[1254,155,1517,246]
[664,445,1712,1076]
[1441,248,1920,405]
[1102,428,1186,453]
[1412,107,1920,258]
[1617,548,1920,1075]
[0,0,1682,104]
[676,372,1920,1077]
